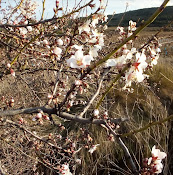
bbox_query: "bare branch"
[0,106,128,125]
[104,122,139,175]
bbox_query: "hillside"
[107,6,173,27]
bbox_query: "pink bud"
[56,0,59,8]
[48,94,53,99]
[1,96,5,102]
[10,69,15,77]
[76,159,82,164]
[35,41,40,45]
[42,115,50,120]
[9,97,14,107]
[79,86,83,94]
[103,111,108,119]
[10,97,14,103]
[71,142,76,148]
[19,118,24,124]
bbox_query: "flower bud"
[19,118,24,124]
[42,39,49,45]
[10,69,15,77]
[53,47,62,56]
[75,80,82,86]
[9,97,14,107]
[93,109,99,117]
[48,93,53,99]
[76,159,82,164]
[7,63,11,68]
[56,0,59,8]
[36,112,42,119]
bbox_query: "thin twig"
[1,118,62,150]
[79,68,110,118]
[10,32,42,66]
[0,0,94,28]
[96,64,130,109]
[104,122,139,175]
[160,72,173,84]
[0,135,55,173]
[41,0,46,20]
[121,114,173,138]
[118,2,129,26]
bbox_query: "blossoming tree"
[0,0,171,174]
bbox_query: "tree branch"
[0,106,127,125]
[104,122,139,175]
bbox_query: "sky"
[36,0,173,18]
[1,0,173,19]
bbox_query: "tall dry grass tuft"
[77,52,173,174]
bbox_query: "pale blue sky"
[35,0,173,18]
[1,0,173,19]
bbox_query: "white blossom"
[90,29,104,46]
[147,145,167,174]
[78,20,91,34]
[88,144,100,154]
[53,47,62,56]
[89,45,101,57]
[59,164,72,175]
[149,47,161,66]
[93,109,99,116]
[19,27,27,35]
[57,38,63,46]
[36,112,42,119]
[123,51,148,89]
[67,50,93,68]
[27,26,33,32]
[128,20,136,31]
[151,145,167,160]
[42,39,49,45]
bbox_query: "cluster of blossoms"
[32,110,50,124]
[1,96,15,108]
[19,0,38,19]
[0,0,37,24]
[66,0,107,68]
[104,20,161,90]
[141,145,167,174]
